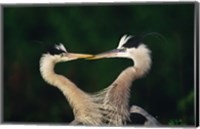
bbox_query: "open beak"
[67,53,93,59]
[88,49,125,60]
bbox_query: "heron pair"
[39,34,159,126]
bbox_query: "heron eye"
[119,47,127,52]
[60,53,65,57]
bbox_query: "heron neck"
[39,54,93,115]
[100,66,136,125]
[132,45,152,78]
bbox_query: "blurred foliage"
[3,3,195,126]
[168,119,186,126]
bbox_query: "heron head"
[89,34,148,60]
[44,43,92,62]
[88,34,152,76]
[90,32,165,60]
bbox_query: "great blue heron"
[39,43,104,125]
[90,34,159,125]
[39,35,159,126]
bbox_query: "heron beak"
[88,49,125,60]
[67,53,93,59]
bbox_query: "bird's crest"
[33,41,68,55]
[54,43,67,52]
[48,43,68,55]
[118,32,165,49]
[117,34,143,49]
[117,35,133,49]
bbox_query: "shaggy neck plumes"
[101,67,136,125]
[97,44,152,125]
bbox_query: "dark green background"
[3,3,195,126]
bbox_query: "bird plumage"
[90,34,152,125]
[118,34,142,48]
[39,34,157,126]
[40,44,103,125]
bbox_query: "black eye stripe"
[47,45,66,55]
[118,48,127,52]
[122,32,164,48]
[122,35,143,48]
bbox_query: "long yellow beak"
[88,49,121,60]
[67,53,93,59]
